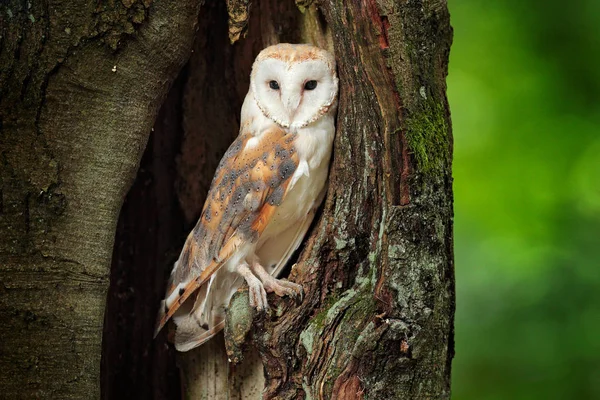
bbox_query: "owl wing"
[154,125,300,337]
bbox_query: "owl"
[154,43,339,352]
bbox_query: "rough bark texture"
[0,0,201,398]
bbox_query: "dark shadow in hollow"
[100,0,305,398]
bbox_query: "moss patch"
[405,101,449,174]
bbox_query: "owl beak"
[282,91,301,119]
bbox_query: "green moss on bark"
[405,101,449,174]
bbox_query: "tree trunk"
[0,0,201,398]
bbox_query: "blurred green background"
[448,1,600,399]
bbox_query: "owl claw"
[263,278,304,302]
[237,262,269,311]
[251,261,304,303]
[248,278,269,312]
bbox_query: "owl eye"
[304,80,318,90]
[269,80,280,90]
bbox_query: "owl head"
[250,43,339,130]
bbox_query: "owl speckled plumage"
[155,44,338,351]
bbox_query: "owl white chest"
[261,115,335,240]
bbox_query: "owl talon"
[248,280,269,312]
[264,279,303,301]
[238,263,269,311]
[251,261,303,302]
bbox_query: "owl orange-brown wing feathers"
[154,125,299,336]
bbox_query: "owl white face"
[250,44,338,130]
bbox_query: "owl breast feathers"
[155,43,338,352]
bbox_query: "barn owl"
[154,43,338,352]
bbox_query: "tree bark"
[0,0,201,397]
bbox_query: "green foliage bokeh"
[448,0,600,398]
